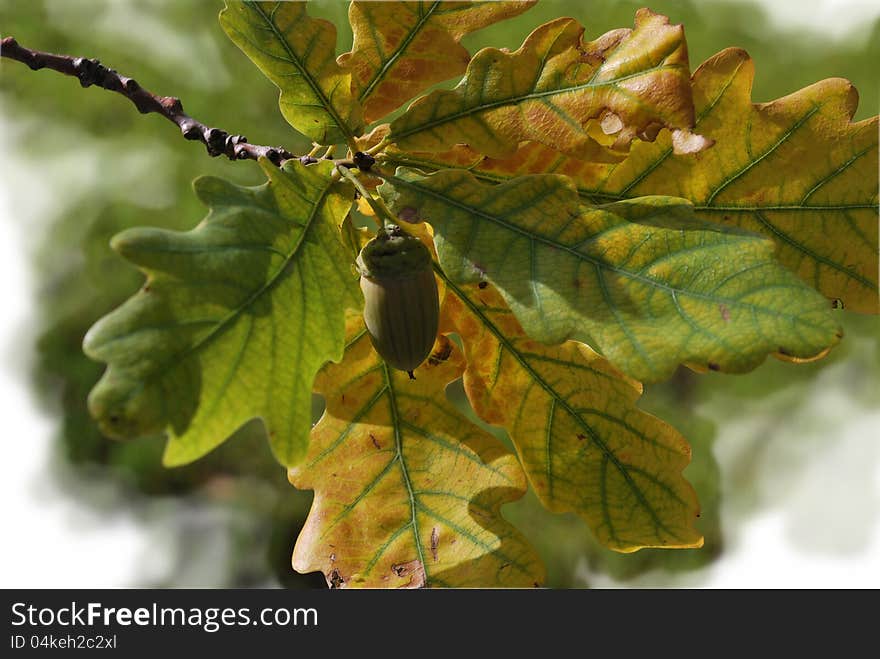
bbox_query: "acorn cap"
[356,224,432,279]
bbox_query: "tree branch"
[1,35,300,166]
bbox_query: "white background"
[1,0,878,588]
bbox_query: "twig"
[1,35,300,166]
[1,36,381,176]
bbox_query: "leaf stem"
[365,138,391,157]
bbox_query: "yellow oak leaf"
[340,1,536,123]
[389,9,709,160]
[289,314,544,588]
[442,280,702,551]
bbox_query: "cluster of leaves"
[82,1,878,588]
[0,0,330,588]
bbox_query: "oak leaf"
[290,314,544,588]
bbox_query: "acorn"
[356,224,439,378]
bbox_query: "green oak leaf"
[220,1,364,144]
[84,159,361,467]
[379,168,842,383]
[384,49,879,313]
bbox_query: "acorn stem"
[335,164,398,230]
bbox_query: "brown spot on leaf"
[577,433,587,441]
[327,569,345,589]
[831,298,844,310]
[329,552,336,563]
[719,304,730,322]
[478,281,488,289]
[431,528,439,562]
[578,35,617,66]
[428,337,453,366]
[638,122,663,143]
[398,206,420,223]
[391,559,427,589]
[369,433,381,450]
[708,362,720,371]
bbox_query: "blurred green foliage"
[1,0,876,587]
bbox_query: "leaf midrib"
[314,348,529,581]
[382,154,878,211]
[387,173,828,327]
[356,0,441,105]
[440,272,682,545]
[383,362,428,582]
[130,178,335,407]
[391,60,681,141]
[245,1,356,144]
